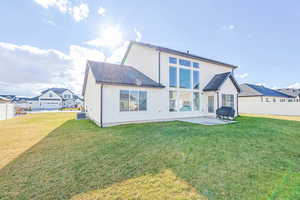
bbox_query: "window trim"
[119,90,147,112]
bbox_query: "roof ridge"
[129,41,238,68]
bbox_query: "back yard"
[0,113,300,200]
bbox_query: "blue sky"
[0,0,300,96]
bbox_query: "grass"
[241,113,300,122]
[71,169,207,200]
[0,113,300,199]
[0,112,74,169]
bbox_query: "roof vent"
[187,50,190,54]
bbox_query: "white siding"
[124,44,159,82]
[102,85,207,127]
[84,69,101,125]
[0,103,15,120]
[239,96,300,116]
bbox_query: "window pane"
[222,94,234,108]
[169,67,177,87]
[179,59,191,67]
[193,92,200,111]
[139,91,147,111]
[129,91,139,111]
[193,62,199,68]
[169,57,177,64]
[193,71,200,89]
[179,92,192,111]
[120,90,129,111]
[169,91,177,112]
[179,68,191,88]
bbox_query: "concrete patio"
[178,116,236,125]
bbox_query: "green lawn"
[1,114,300,200]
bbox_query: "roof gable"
[203,72,240,92]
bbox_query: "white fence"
[240,102,300,116]
[0,103,15,120]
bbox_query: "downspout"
[100,84,103,128]
[236,93,239,116]
[217,91,220,110]
[158,50,161,84]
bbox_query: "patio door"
[208,96,214,113]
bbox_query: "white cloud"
[97,7,106,16]
[288,83,300,89]
[34,0,70,13]
[85,26,123,49]
[34,0,89,22]
[0,42,105,96]
[134,28,142,42]
[106,41,129,64]
[71,3,89,22]
[238,73,248,79]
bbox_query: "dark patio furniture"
[216,106,235,120]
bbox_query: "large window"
[169,57,177,64]
[169,67,177,87]
[169,91,177,112]
[139,91,147,111]
[129,91,139,111]
[179,59,191,67]
[120,90,147,112]
[193,71,200,89]
[179,92,192,111]
[222,94,234,108]
[120,90,129,111]
[193,92,200,111]
[179,68,191,88]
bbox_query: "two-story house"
[82,41,240,127]
[26,88,83,110]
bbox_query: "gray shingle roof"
[239,84,294,98]
[203,72,240,92]
[277,88,300,98]
[82,61,165,95]
[41,88,69,95]
[122,41,238,69]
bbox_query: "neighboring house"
[83,41,240,127]
[239,83,300,115]
[0,96,15,120]
[0,95,16,102]
[277,88,300,102]
[12,88,83,111]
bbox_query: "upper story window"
[49,93,53,98]
[193,71,200,89]
[179,68,191,89]
[120,90,147,112]
[169,57,177,64]
[64,94,71,99]
[193,62,199,68]
[169,66,177,88]
[179,59,191,67]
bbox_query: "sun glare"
[100,26,123,48]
